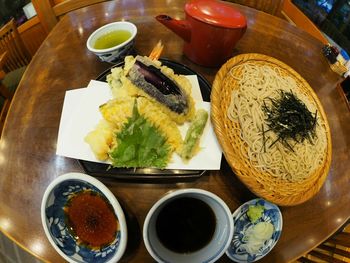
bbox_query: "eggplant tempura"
[108,55,195,124]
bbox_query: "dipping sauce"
[155,197,216,253]
[64,190,118,247]
[93,30,131,49]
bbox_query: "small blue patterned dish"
[226,198,282,263]
[41,173,127,263]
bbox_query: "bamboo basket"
[211,53,332,206]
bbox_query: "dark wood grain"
[225,0,284,17]
[0,1,348,263]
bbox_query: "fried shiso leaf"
[109,102,171,168]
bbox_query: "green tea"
[93,30,131,49]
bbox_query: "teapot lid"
[185,0,247,29]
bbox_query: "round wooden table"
[0,1,349,262]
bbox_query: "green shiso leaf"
[109,101,171,168]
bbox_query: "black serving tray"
[78,58,211,181]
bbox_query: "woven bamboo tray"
[211,53,332,206]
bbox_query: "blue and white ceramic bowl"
[41,173,127,263]
[86,21,137,63]
[226,198,282,263]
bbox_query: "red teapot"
[156,0,247,67]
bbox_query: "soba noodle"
[227,62,327,182]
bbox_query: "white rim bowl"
[143,188,234,263]
[41,172,127,263]
[86,21,137,54]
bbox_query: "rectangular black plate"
[78,58,211,181]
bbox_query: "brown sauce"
[64,190,118,247]
[155,197,216,253]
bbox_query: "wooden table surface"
[0,1,349,262]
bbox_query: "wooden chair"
[0,19,31,72]
[0,82,13,137]
[32,0,111,33]
[0,19,31,136]
[297,221,350,263]
[225,0,285,17]
[0,52,14,137]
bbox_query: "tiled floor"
[0,231,41,263]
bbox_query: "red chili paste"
[65,191,118,247]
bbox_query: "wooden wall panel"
[281,0,328,44]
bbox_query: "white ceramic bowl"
[41,172,127,263]
[143,188,234,263]
[86,21,137,63]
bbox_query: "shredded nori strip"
[262,90,318,151]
